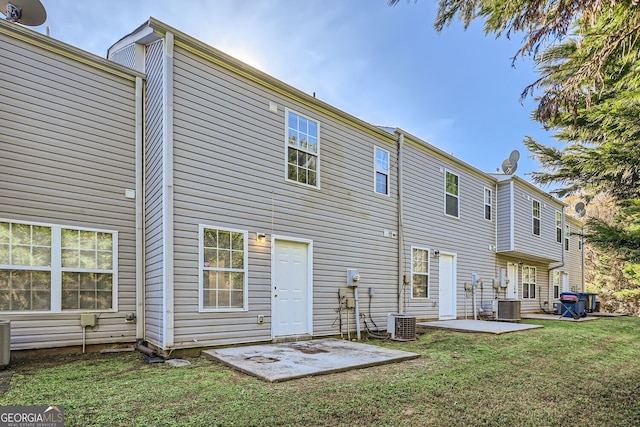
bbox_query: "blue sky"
[25,0,555,185]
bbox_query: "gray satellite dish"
[501,157,518,175]
[1,0,46,26]
[509,150,520,163]
[575,202,586,218]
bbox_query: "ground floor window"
[411,247,430,298]
[522,266,537,299]
[0,220,117,312]
[553,271,560,299]
[199,226,248,311]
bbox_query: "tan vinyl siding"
[496,182,512,252]
[402,140,497,319]
[0,28,138,350]
[143,40,165,347]
[565,218,584,291]
[168,45,398,348]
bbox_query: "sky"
[20,0,557,186]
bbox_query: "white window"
[286,110,319,187]
[522,266,536,299]
[199,226,248,311]
[552,270,560,299]
[374,147,390,195]
[484,187,492,221]
[445,171,459,218]
[0,220,117,313]
[411,247,430,298]
[565,224,570,251]
[532,200,541,236]
[555,211,562,243]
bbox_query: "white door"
[272,239,310,337]
[438,253,456,320]
[562,272,570,293]
[506,262,519,299]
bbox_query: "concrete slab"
[521,313,599,322]
[417,319,543,334]
[202,338,420,382]
[588,312,627,317]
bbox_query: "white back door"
[438,253,457,320]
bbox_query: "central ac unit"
[387,314,417,341]
[496,299,521,321]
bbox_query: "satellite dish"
[1,0,46,26]
[501,158,518,175]
[575,202,586,218]
[509,150,520,164]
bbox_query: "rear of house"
[0,20,143,350]
[108,19,402,350]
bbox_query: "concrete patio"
[417,319,544,334]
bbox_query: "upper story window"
[445,171,459,218]
[286,110,319,187]
[565,224,570,251]
[199,226,248,312]
[374,147,390,195]
[0,220,117,313]
[555,211,562,243]
[522,266,537,299]
[411,247,430,299]
[532,200,541,236]
[484,187,492,221]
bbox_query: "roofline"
[491,173,567,206]
[143,17,397,145]
[394,127,497,182]
[0,19,144,81]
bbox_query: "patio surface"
[202,338,419,382]
[417,319,543,334]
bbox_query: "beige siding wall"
[564,218,584,291]
[496,181,512,251]
[402,140,497,319]
[143,40,165,347]
[166,46,399,348]
[110,44,136,69]
[0,29,138,349]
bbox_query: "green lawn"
[1,317,639,426]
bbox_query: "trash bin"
[0,320,10,368]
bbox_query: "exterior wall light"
[256,233,266,243]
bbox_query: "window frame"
[0,219,118,314]
[555,211,562,243]
[565,224,570,251]
[444,170,460,218]
[374,146,390,196]
[284,109,320,188]
[552,270,560,299]
[522,265,537,299]
[484,187,492,221]
[532,199,541,236]
[198,225,249,313]
[411,246,430,299]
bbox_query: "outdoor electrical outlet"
[257,315,264,324]
[346,298,355,309]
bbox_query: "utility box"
[0,320,10,368]
[80,313,97,327]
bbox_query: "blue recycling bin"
[560,292,586,318]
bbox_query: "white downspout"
[134,74,145,340]
[397,132,405,314]
[162,32,175,349]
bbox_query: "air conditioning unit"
[496,300,521,321]
[387,314,417,341]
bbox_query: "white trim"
[444,169,460,218]
[483,186,493,221]
[270,235,314,338]
[284,108,321,188]
[532,198,542,236]
[374,146,390,196]
[162,32,175,348]
[410,246,430,299]
[198,225,249,312]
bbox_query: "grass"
[1,317,639,426]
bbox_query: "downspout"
[397,132,405,314]
[162,32,175,349]
[134,74,145,340]
[134,43,146,340]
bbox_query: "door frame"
[506,262,519,299]
[438,251,457,320]
[270,235,314,338]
